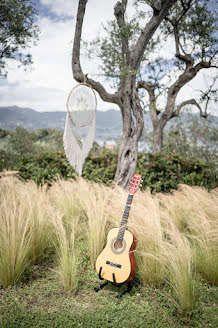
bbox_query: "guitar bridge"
[106,260,122,268]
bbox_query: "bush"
[1,150,217,192]
[14,152,76,185]
[82,150,117,184]
[136,152,217,193]
[0,149,18,171]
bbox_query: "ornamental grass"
[0,176,217,313]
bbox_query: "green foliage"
[2,150,216,193]
[0,129,10,138]
[0,128,64,170]
[0,149,17,171]
[136,152,217,193]
[0,0,39,77]
[14,152,76,185]
[0,126,216,192]
[161,0,217,61]
[7,126,39,156]
[82,150,118,184]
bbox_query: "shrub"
[136,152,217,193]
[82,150,117,184]
[1,150,217,193]
[0,149,19,171]
[14,152,76,185]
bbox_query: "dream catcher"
[63,83,97,175]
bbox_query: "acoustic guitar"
[95,174,142,284]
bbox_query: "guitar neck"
[117,194,133,241]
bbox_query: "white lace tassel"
[63,113,95,176]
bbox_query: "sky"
[0,0,217,114]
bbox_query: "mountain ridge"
[0,106,217,143]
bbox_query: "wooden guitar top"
[95,228,134,284]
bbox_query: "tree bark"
[152,119,167,153]
[114,78,144,189]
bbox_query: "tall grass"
[76,178,109,267]
[0,193,33,287]
[188,216,218,285]
[130,191,166,286]
[158,185,218,285]
[49,179,82,238]
[20,181,53,264]
[51,212,78,293]
[0,178,52,286]
[0,176,217,312]
[163,222,195,312]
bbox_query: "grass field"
[0,176,217,327]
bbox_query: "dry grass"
[51,211,78,293]
[49,179,82,238]
[0,176,217,311]
[0,191,33,287]
[20,181,53,264]
[158,185,218,285]
[75,178,110,267]
[163,222,194,312]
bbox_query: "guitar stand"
[94,266,133,298]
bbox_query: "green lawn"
[0,245,217,328]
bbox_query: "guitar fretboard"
[116,194,133,241]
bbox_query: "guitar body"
[95,228,137,284]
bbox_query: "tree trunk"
[152,119,167,153]
[114,81,144,190]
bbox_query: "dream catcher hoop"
[63,83,97,175]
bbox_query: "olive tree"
[72,0,177,189]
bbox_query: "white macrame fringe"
[63,113,95,175]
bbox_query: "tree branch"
[177,0,192,23]
[137,80,159,126]
[114,1,130,64]
[173,24,194,65]
[165,1,194,65]
[131,0,177,71]
[72,0,119,104]
[173,99,207,118]
[166,58,216,118]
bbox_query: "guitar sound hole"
[114,240,123,250]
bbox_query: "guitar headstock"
[129,174,142,195]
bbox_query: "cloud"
[0,83,66,111]
[40,0,77,17]
[0,0,216,115]
[1,16,73,111]
[0,0,121,112]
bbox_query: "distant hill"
[0,106,217,144]
[0,106,124,142]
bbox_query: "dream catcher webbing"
[63,83,97,175]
